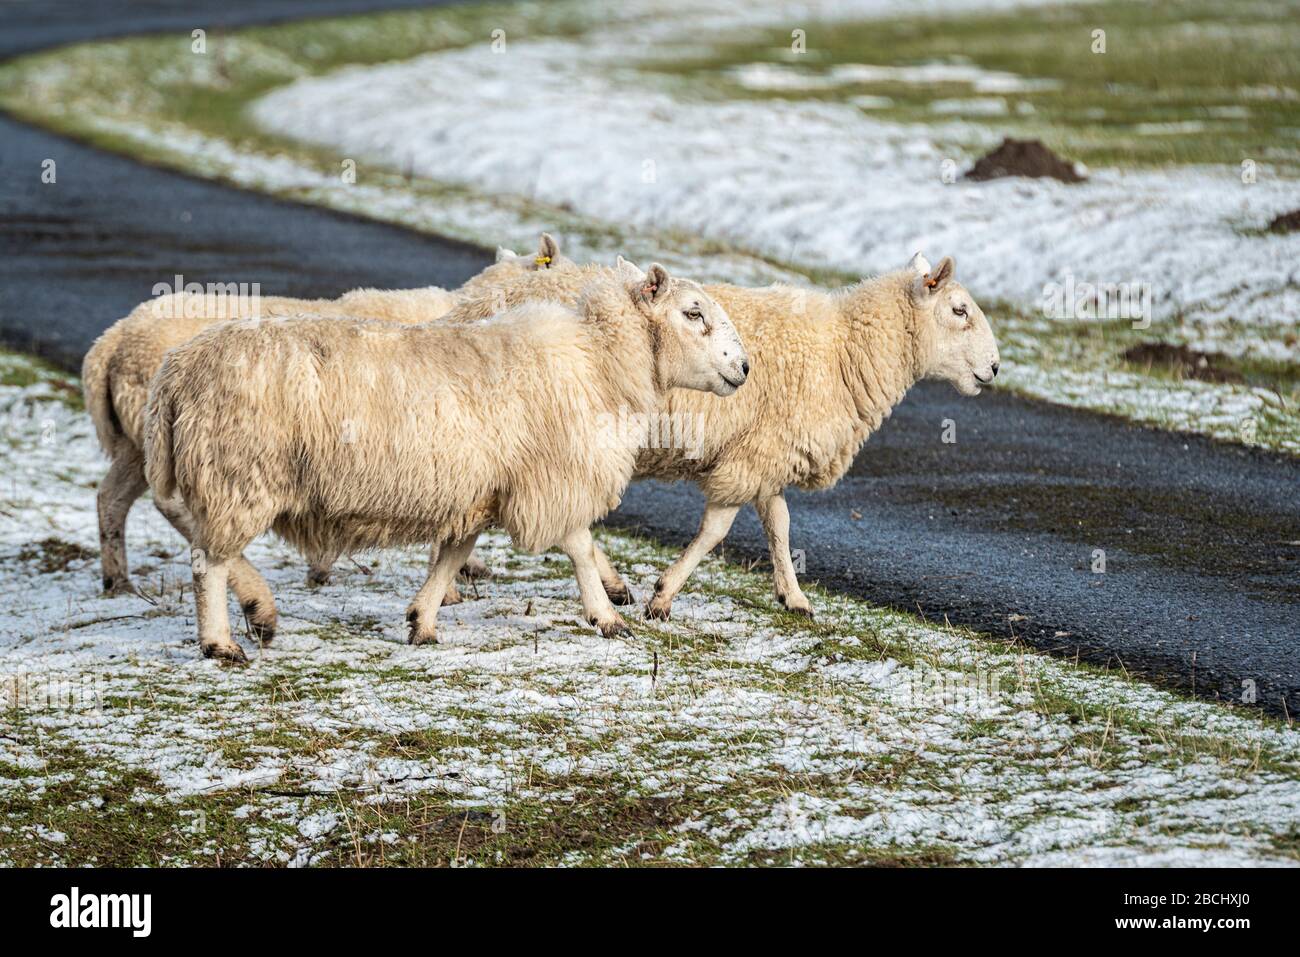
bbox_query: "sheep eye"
[685,307,704,321]
[953,305,968,318]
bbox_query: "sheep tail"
[80,332,121,453]
[143,381,178,501]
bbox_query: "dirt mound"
[1268,209,1300,234]
[18,536,96,574]
[965,138,1086,183]
[1121,343,1242,384]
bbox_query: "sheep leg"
[407,532,480,646]
[97,450,150,595]
[443,579,464,605]
[755,492,813,617]
[305,549,338,587]
[441,543,465,606]
[155,494,277,644]
[460,550,490,579]
[562,528,630,638]
[592,543,635,605]
[646,503,740,620]
[193,556,246,663]
[419,543,467,605]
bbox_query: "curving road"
[0,1,487,369]
[2,1,1296,714]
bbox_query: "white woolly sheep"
[440,253,1000,619]
[143,264,748,660]
[82,233,572,615]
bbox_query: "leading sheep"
[442,253,1000,618]
[143,263,748,661]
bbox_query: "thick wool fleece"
[144,275,667,562]
[84,288,452,458]
[82,241,578,595]
[441,268,932,502]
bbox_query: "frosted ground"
[249,0,1300,448]
[1,0,1296,451]
[2,355,1298,866]
[253,0,1298,362]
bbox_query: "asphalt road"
[0,0,449,61]
[2,1,1296,714]
[610,394,1299,714]
[0,1,486,369]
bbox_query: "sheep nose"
[991,362,1000,378]
[741,360,750,377]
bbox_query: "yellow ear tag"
[535,255,552,266]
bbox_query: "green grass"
[0,724,702,867]
[0,3,582,177]
[991,301,1300,452]
[3,534,1298,866]
[0,350,84,409]
[646,0,1300,171]
[0,726,292,867]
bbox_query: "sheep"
[438,253,1000,619]
[336,232,575,321]
[142,263,749,661]
[82,233,572,613]
[462,231,574,298]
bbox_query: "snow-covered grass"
[658,0,1300,171]
[1,350,1298,867]
[0,0,1297,452]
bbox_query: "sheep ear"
[641,263,672,304]
[496,246,518,263]
[922,256,955,294]
[534,232,560,268]
[616,256,645,283]
[908,252,931,276]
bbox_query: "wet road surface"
[609,390,1299,713]
[2,1,1296,713]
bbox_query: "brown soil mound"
[965,137,1085,183]
[18,536,96,574]
[1267,209,1300,234]
[1121,343,1242,385]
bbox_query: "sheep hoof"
[306,568,331,587]
[604,582,636,606]
[248,623,276,647]
[595,614,632,639]
[406,610,438,646]
[102,576,133,597]
[644,599,672,621]
[242,601,277,646]
[201,641,248,664]
[779,595,815,619]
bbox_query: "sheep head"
[495,231,575,272]
[909,253,1000,396]
[616,258,749,397]
[479,232,577,297]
